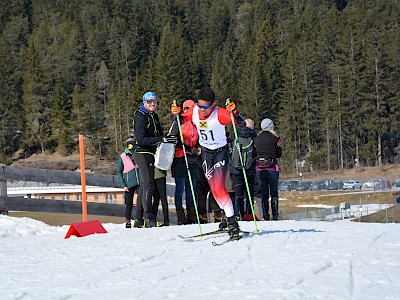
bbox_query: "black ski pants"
[133,152,156,221]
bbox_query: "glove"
[225,101,236,113]
[191,148,199,156]
[162,135,178,144]
[171,103,181,115]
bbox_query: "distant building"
[7,183,177,205]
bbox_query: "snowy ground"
[1,215,399,300]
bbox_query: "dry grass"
[279,190,396,207]
[281,164,400,182]
[276,190,400,223]
[354,205,400,223]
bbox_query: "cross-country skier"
[171,87,246,239]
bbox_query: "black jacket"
[254,131,282,159]
[133,105,163,154]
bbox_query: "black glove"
[162,135,178,144]
[191,148,199,156]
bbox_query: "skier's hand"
[225,101,236,113]
[162,135,178,144]
[192,148,199,156]
[171,103,181,115]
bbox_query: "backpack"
[231,136,254,169]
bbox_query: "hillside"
[1,0,399,180]
[10,152,116,175]
[10,152,400,182]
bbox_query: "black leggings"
[124,186,139,221]
[257,170,279,218]
[133,152,155,220]
[232,173,255,217]
[152,177,169,222]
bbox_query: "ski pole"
[173,100,203,235]
[225,98,260,233]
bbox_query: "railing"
[0,164,120,214]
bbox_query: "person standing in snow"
[254,118,282,221]
[228,119,257,220]
[133,91,177,228]
[117,136,140,228]
[171,87,246,239]
[170,100,200,225]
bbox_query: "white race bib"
[192,106,227,150]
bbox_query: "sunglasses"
[197,104,211,109]
[146,99,157,105]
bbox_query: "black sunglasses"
[146,99,157,105]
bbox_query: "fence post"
[385,207,388,223]
[0,166,7,214]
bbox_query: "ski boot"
[218,215,228,231]
[227,216,240,239]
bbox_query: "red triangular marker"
[64,220,107,239]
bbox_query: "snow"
[1,215,400,300]
[298,204,335,208]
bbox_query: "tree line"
[0,0,399,174]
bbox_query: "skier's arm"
[218,107,246,128]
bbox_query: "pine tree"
[358,11,391,167]
[0,0,399,172]
[154,22,192,132]
[0,14,29,160]
[279,48,303,173]
[191,38,213,90]
[211,28,237,102]
[51,84,73,155]
[22,38,50,153]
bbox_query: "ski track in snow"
[1,216,400,299]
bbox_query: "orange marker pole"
[79,134,88,222]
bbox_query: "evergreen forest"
[0,0,399,174]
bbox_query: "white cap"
[261,118,274,131]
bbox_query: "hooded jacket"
[117,152,140,188]
[133,104,163,154]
